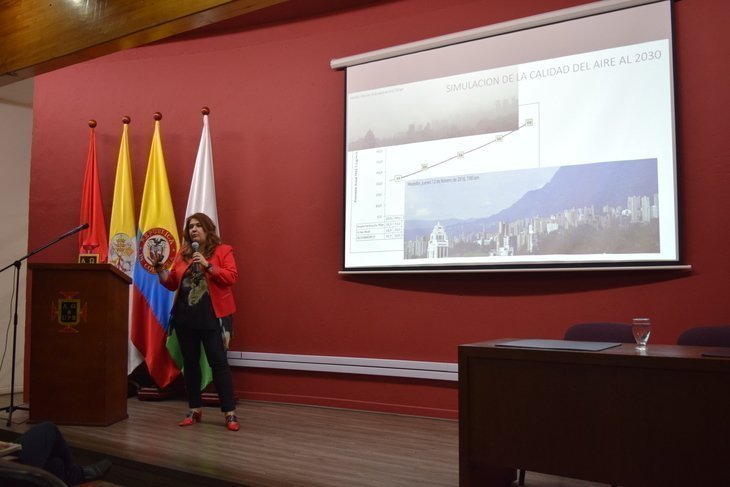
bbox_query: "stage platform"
[1,395,611,486]
[1,395,458,486]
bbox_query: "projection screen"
[334,0,680,273]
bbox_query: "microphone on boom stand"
[0,222,90,426]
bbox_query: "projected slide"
[343,1,677,270]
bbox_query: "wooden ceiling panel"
[0,0,287,86]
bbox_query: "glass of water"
[632,317,652,351]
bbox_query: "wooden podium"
[28,263,131,426]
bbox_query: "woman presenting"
[154,212,240,431]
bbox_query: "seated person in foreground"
[15,421,111,485]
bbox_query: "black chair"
[563,321,635,343]
[517,322,632,487]
[677,324,730,347]
[0,458,68,487]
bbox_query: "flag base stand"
[136,377,185,401]
[137,386,179,401]
[201,391,222,406]
[136,388,237,405]
[129,363,185,401]
[129,364,238,405]
[201,391,240,407]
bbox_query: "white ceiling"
[0,78,33,106]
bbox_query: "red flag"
[79,121,108,263]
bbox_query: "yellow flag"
[109,118,137,276]
[109,117,143,375]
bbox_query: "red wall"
[27,0,730,418]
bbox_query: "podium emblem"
[78,254,98,264]
[51,291,87,333]
[79,244,99,264]
[139,227,177,273]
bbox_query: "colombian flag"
[130,115,180,389]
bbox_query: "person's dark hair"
[182,212,221,259]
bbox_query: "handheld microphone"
[191,241,200,272]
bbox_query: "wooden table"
[458,339,730,486]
